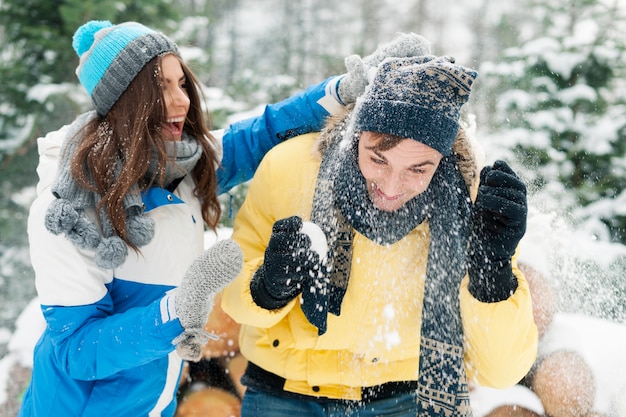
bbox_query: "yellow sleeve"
[221,134,319,328]
[460,247,538,388]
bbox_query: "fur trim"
[452,126,479,194]
[316,105,353,156]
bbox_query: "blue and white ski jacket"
[18,77,344,417]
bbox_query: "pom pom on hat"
[72,20,113,57]
[354,55,478,156]
[73,20,179,115]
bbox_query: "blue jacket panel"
[22,182,198,417]
[21,295,182,417]
[217,76,339,194]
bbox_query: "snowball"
[301,221,328,261]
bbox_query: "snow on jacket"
[19,77,343,417]
[221,130,538,401]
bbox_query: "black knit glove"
[468,160,527,302]
[250,216,322,310]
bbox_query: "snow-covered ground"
[471,312,626,417]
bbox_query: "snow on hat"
[73,20,179,116]
[354,55,477,155]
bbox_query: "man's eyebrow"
[370,149,437,168]
[410,160,437,168]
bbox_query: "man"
[222,55,538,417]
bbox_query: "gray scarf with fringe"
[44,115,202,269]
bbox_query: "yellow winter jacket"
[222,132,538,401]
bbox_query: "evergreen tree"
[0,0,180,142]
[0,0,181,338]
[480,0,626,244]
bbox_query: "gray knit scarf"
[45,114,202,269]
[304,119,472,416]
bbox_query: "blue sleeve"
[41,293,183,381]
[216,76,342,194]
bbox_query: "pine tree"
[0,0,181,339]
[0,0,180,142]
[480,0,626,244]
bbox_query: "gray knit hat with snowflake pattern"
[354,55,477,156]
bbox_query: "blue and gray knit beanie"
[73,20,179,116]
[354,56,477,156]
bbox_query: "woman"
[20,21,431,416]
[221,56,539,416]
[19,19,357,417]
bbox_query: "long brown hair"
[69,53,221,251]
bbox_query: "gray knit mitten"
[337,32,431,104]
[173,239,243,361]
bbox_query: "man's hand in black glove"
[250,216,323,310]
[468,160,527,302]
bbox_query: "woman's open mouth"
[164,116,185,138]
